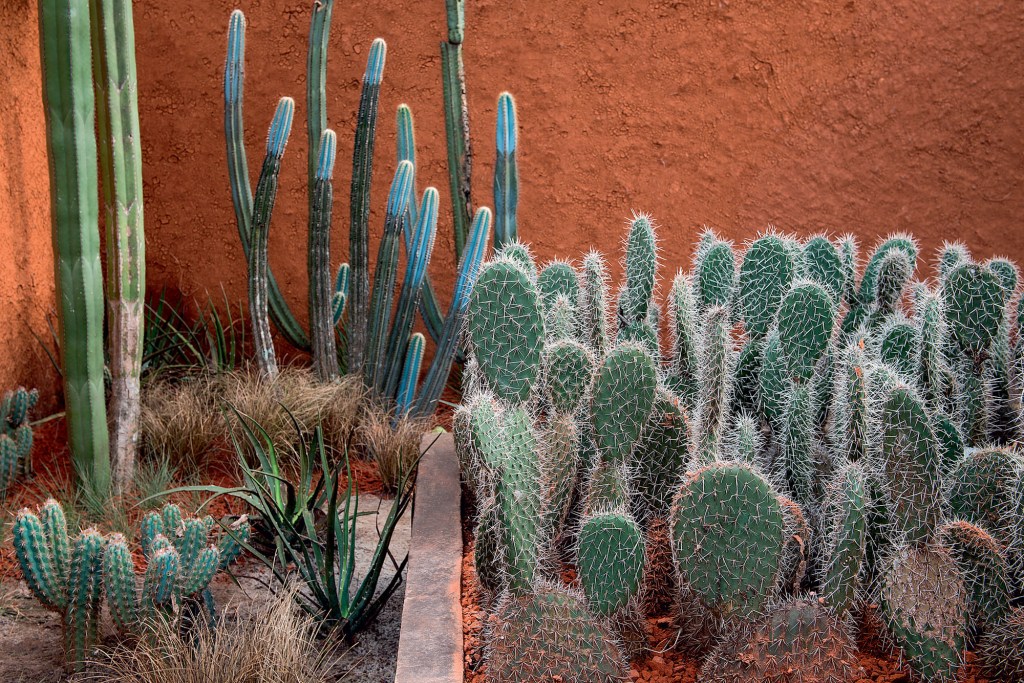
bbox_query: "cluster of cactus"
[13,499,249,672]
[0,387,37,497]
[456,219,1024,682]
[224,1,519,422]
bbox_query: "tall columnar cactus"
[13,501,103,672]
[39,0,110,493]
[738,233,796,339]
[701,596,864,683]
[309,130,340,381]
[879,385,942,545]
[671,463,785,621]
[494,92,519,249]
[880,544,966,683]
[486,582,628,683]
[466,258,544,404]
[440,0,472,257]
[91,0,146,488]
[820,463,870,617]
[591,344,657,465]
[248,97,295,379]
[694,306,733,463]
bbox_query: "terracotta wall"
[4,0,1024,404]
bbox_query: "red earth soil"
[4,0,1024,406]
[460,529,993,683]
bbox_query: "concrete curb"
[394,433,463,683]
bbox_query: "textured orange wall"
[3,0,1024,402]
[0,0,61,410]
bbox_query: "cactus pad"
[590,343,657,464]
[777,281,836,382]
[577,510,645,617]
[738,234,795,338]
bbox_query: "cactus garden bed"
[451,218,1024,683]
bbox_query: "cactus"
[467,258,544,404]
[694,306,733,463]
[938,521,1011,640]
[801,235,847,299]
[832,341,870,463]
[539,412,580,538]
[590,344,657,465]
[13,501,104,671]
[944,262,1004,360]
[946,447,1023,548]
[579,251,611,356]
[977,607,1024,683]
[701,596,864,683]
[39,0,111,494]
[838,235,859,305]
[247,96,295,379]
[879,385,942,544]
[867,248,914,328]
[440,0,472,257]
[92,0,146,488]
[916,288,949,411]
[877,315,920,381]
[725,412,762,465]
[777,281,836,383]
[821,463,870,617]
[619,213,657,326]
[780,382,819,508]
[474,491,505,602]
[544,339,595,415]
[630,390,689,522]
[738,233,796,339]
[496,407,543,593]
[777,496,810,594]
[671,462,785,620]
[731,338,762,416]
[486,582,628,683]
[538,261,580,316]
[308,129,340,381]
[857,234,918,307]
[576,510,645,617]
[694,234,736,312]
[667,273,700,406]
[758,331,790,432]
[494,92,519,249]
[880,544,966,683]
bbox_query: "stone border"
[394,432,464,683]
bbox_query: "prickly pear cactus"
[544,339,595,415]
[821,463,870,617]
[701,596,864,683]
[496,407,543,593]
[672,462,785,620]
[879,385,942,544]
[579,251,611,356]
[880,544,966,683]
[630,390,689,522]
[858,234,918,307]
[538,261,580,316]
[576,510,645,617]
[801,235,847,299]
[467,258,544,404]
[758,331,789,432]
[943,262,1004,358]
[667,272,699,406]
[590,343,657,465]
[977,607,1024,683]
[777,281,836,383]
[694,233,736,312]
[619,213,657,326]
[487,582,628,683]
[946,447,1023,548]
[695,306,734,463]
[938,520,1011,639]
[738,233,796,339]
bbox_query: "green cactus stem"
[441,1,472,258]
[738,233,796,339]
[494,92,519,249]
[309,129,339,381]
[39,0,111,493]
[591,344,657,465]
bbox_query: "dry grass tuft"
[81,590,341,683]
[357,408,425,492]
[141,367,368,471]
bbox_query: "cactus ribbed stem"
[309,129,339,381]
[494,92,519,249]
[248,97,295,380]
[91,0,145,489]
[348,38,387,373]
[223,11,309,351]
[39,0,110,493]
[441,30,472,257]
[396,333,425,418]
